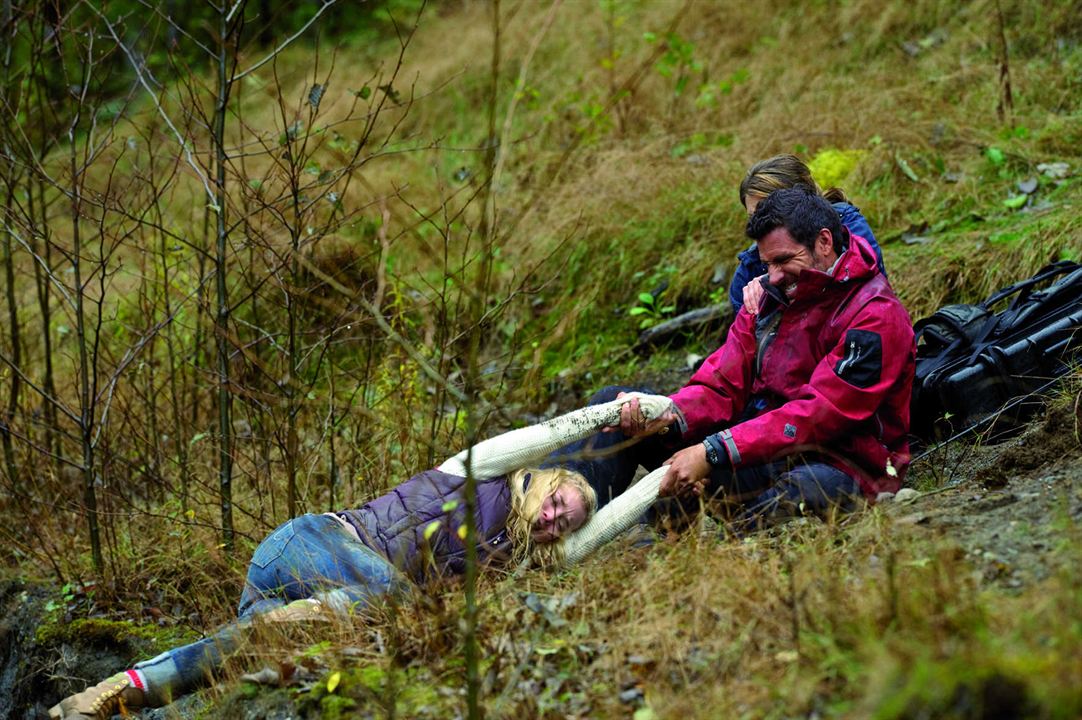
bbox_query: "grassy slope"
[334,0,1081,391]
[197,1,1080,717]
[17,0,1082,717]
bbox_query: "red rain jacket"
[670,235,915,498]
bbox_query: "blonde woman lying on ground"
[51,392,675,718]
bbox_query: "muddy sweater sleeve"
[436,392,675,479]
[715,296,913,473]
[668,309,757,441]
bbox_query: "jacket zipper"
[755,312,782,377]
[836,339,857,377]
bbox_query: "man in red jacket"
[615,185,915,523]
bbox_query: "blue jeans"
[545,386,863,525]
[133,514,404,704]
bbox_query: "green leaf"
[895,153,920,182]
[189,432,207,446]
[326,671,341,693]
[354,86,372,100]
[423,521,441,541]
[1002,194,1028,209]
[441,500,459,512]
[637,292,655,305]
[986,147,1006,166]
[629,307,648,316]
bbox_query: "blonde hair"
[506,467,596,567]
[739,154,847,209]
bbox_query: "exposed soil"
[889,400,1082,591]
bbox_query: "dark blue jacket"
[337,470,515,584]
[729,202,885,314]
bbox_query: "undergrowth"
[2,0,1081,717]
[185,488,1081,718]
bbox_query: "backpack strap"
[980,260,1079,309]
[965,262,1082,364]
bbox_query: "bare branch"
[5,224,77,311]
[235,0,338,81]
[86,2,217,206]
[92,272,214,447]
[0,350,80,426]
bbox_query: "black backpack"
[910,260,1082,443]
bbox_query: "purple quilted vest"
[337,470,514,583]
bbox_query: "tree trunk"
[71,136,103,573]
[213,4,237,553]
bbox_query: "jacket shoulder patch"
[834,329,882,389]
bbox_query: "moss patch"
[35,617,199,656]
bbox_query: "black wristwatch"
[702,434,725,466]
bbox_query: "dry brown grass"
[5,1,1081,715]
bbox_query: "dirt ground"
[886,400,1082,591]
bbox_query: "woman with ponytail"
[731,154,886,315]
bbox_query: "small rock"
[942,171,964,183]
[897,513,931,525]
[239,666,280,686]
[711,263,728,285]
[1036,162,1070,179]
[684,153,708,165]
[1021,199,1054,214]
[619,686,645,704]
[774,650,799,663]
[930,123,947,145]
[1017,177,1039,194]
[686,353,704,370]
[903,235,933,245]
[875,492,895,503]
[895,488,921,503]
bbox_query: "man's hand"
[607,392,675,437]
[742,274,767,315]
[659,444,710,497]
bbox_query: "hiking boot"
[48,672,145,719]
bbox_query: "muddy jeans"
[544,385,863,525]
[133,514,405,704]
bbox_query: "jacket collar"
[759,234,878,311]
